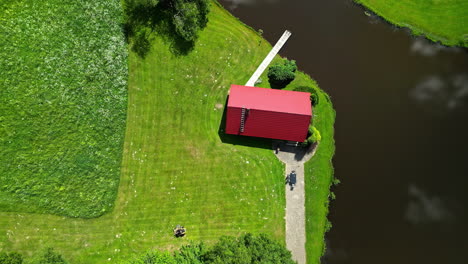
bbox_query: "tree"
[0,252,23,264]
[202,233,295,264]
[267,59,297,89]
[160,0,210,42]
[123,0,210,57]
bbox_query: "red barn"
[225,85,312,142]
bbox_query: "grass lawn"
[356,0,468,47]
[0,0,128,217]
[0,1,335,263]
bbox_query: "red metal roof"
[228,85,311,115]
[225,85,312,142]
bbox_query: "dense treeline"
[125,233,296,264]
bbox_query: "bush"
[203,233,295,264]
[304,125,321,146]
[267,59,297,88]
[174,243,206,264]
[126,251,176,264]
[294,86,319,106]
[0,252,23,264]
[34,248,66,264]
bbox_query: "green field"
[0,1,335,263]
[0,0,128,217]
[356,0,468,47]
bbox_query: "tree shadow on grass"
[123,1,194,58]
[268,78,293,89]
[217,96,273,150]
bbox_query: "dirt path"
[274,142,317,264]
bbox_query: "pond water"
[219,0,468,263]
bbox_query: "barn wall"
[225,106,242,135]
[225,106,311,142]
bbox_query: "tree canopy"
[124,0,210,56]
[267,59,297,89]
[164,0,209,42]
[203,233,295,264]
[123,233,296,264]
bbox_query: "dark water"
[219,0,468,263]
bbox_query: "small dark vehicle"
[289,170,297,190]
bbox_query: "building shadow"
[294,142,316,161]
[273,140,316,162]
[217,96,273,150]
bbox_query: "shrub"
[34,248,66,264]
[294,86,319,106]
[0,252,23,264]
[267,59,297,88]
[174,243,206,264]
[126,251,176,264]
[332,178,341,186]
[306,125,321,145]
[203,233,295,264]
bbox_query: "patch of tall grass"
[0,0,128,217]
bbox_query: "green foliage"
[324,220,332,233]
[267,59,297,88]
[124,0,209,56]
[0,0,128,217]
[174,243,206,264]
[163,0,210,42]
[126,251,176,264]
[305,126,321,145]
[310,91,319,107]
[294,86,319,106]
[332,178,341,186]
[125,234,294,264]
[0,252,23,264]
[34,248,66,264]
[203,233,295,264]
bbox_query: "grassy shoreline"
[356,0,468,47]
